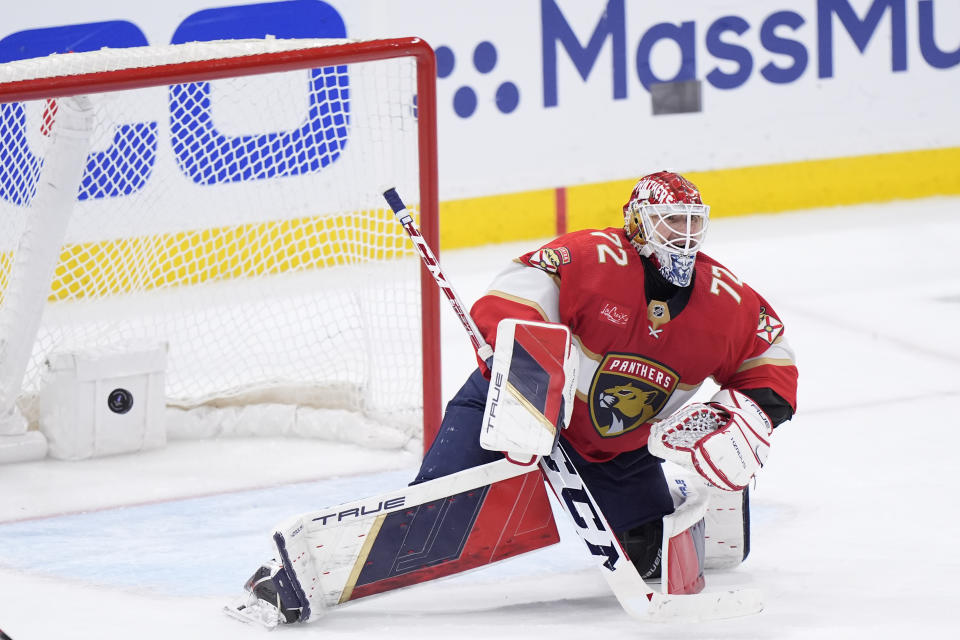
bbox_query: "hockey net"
[0,37,440,450]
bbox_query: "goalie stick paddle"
[384,188,764,622]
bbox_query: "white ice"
[2,196,959,639]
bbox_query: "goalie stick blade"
[647,587,764,622]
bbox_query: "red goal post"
[0,37,441,453]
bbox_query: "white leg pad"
[665,467,749,570]
[702,483,750,570]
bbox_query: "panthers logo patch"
[527,246,571,274]
[589,353,679,437]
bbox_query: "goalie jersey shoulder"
[519,227,639,277]
[687,253,797,408]
[471,228,636,346]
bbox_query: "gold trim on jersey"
[484,290,552,322]
[574,336,603,362]
[735,357,797,373]
[647,299,672,331]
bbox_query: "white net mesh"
[0,39,430,444]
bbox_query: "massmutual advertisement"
[2,0,958,244]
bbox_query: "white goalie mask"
[623,171,710,287]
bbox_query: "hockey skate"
[224,561,303,628]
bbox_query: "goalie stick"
[383,188,763,622]
[383,187,493,364]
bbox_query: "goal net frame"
[0,36,442,453]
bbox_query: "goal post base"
[0,431,48,464]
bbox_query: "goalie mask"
[623,171,710,287]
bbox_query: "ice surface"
[2,197,959,639]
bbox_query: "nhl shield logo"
[589,353,679,437]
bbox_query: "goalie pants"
[413,367,675,534]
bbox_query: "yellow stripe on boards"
[5,146,958,303]
[686,147,960,218]
[439,188,555,249]
[566,178,636,234]
[440,146,960,249]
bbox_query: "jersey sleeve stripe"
[737,335,796,373]
[484,290,554,323]
[736,356,797,373]
[483,263,561,322]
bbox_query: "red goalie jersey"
[471,227,798,463]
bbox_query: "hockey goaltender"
[227,171,798,627]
